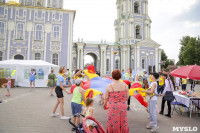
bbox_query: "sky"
[63,0,200,63]
[12,0,200,63]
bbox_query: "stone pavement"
[0,86,199,133]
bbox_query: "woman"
[123,68,133,111]
[104,70,129,133]
[51,66,70,119]
[48,69,56,96]
[159,74,173,118]
[29,69,38,91]
[175,77,180,90]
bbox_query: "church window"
[35,53,41,60]
[52,53,58,65]
[0,22,5,39]
[142,58,145,69]
[106,59,109,71]
[115,59,119,69]
[0,51,3,61]
[16,23,24,39]
[136,25,141,39]
[134,2,139,14]
[35,24,43,41]
[53,25,60,39]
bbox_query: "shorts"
[30,80,35,83]
[68,77,71,81]
[7,86,11,90]
[182,84,187,90]
[55,86,64,98]
[71,102,82,117]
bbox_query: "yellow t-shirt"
[182,78,187,84]
[159,77,164,86]
[150,75,153,82]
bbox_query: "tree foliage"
[178,36,200,65]
[161,50,174,69]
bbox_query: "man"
[158,73,164,96]
[181,78,187,91]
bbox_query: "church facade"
[0,0,75,70]
[73,0,162,74]
[0,0,162,75]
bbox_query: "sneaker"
[60,116,70,120]
[151,126,159,133]
[51,113,59,117]
[165,114,171,118]
[146,122,153,129]
[127,106,130,111]
[159,111,163,115]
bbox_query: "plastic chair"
[171,97,182,115]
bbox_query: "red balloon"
[131,82,142,88]
[133,93,148,107]
[70,85,77,93]
[82,80,91,90]
[123,80,131,85]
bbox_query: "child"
[142,72,159,133]
[5,76,11,96]
[71,79,86,131]
[29,69,37,91]
[83,97,95,117]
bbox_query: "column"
[127,47,130,69]
[149,26,151,38]
[44,32,47,61]
[100,50,103,73]
[7,30,11,60]
[80,49,83,69]
[146,1,148,15]
[27,31,31,59]
[159,50,162,72]
[104,50,106,74]
[77,49,80,69]
[123,49,125,70]
[111,47,114,72]
[137,46,140,70]
[143,1,145,14]
[155,48,159,72]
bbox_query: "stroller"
[69,114,106,133]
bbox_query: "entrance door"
[14,54,24,60]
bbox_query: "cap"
[75,78,82,85]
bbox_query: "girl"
[47,69,56,96]
[29,69,38,91]
[83,97,95,117]
[5,76,11,96]
[142,72,159,133]
[51,66,71,120]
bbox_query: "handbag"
[164,79,175,102]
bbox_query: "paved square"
[0,86,199,133]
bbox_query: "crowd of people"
[1,65,198,133]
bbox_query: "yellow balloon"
[81,89,102,106]
[129,88,146,100]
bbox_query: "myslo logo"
[172,127,198,132]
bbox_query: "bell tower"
[114,0,151,44]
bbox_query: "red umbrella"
[170,65,200,80]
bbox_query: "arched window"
[14,54,24,60]
[0,22,5,39]
[52,53,58,65]
[136,25,141,39]
[142,58,145,69]
[115,59,119,69]
[106,59,109,72]
[16,23,24,39]
[0,51,3,61]
[35,25,43,40]
[53,25,60,39]
[134,2,139,13]
[35,53,41,60]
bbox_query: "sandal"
[71,127,76,131]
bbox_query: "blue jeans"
[148,100,157,127]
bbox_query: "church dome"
[7,0,19,5]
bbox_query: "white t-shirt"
[149,82,157,100]
[175,77,180,86]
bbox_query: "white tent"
[0,60,59,87]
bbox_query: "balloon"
[83,70,99,80]
[133,93,148,107]
[11,70,16,77]
[129,88,146,99]
[123,80,131,85]
[70,85,77,93]
[104,77,113,80]
[82,80,91,90]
